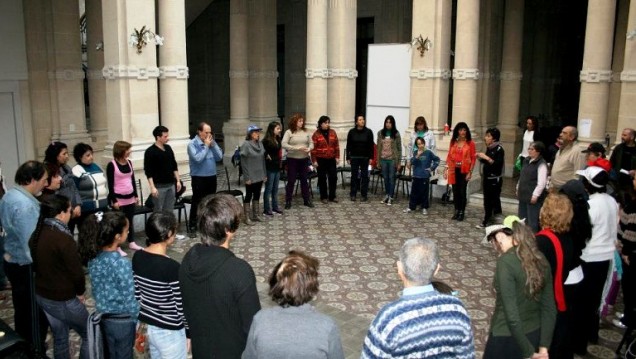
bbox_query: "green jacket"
[489,249,556,358]
[376,130,402,165]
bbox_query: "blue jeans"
[36,295,89,359]
[101,315,135,359]
[381,160,396,197]
[264,170,280,212]
[147,325,187,359]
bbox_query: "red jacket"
[445,140,476,185]
[311,129,340,160]
[587,158,611,172]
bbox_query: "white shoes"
[612,318,627,329]
[422,209,428,215]
[176,234,186,240]
[403,208,412,214]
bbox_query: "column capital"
[579,69,613,83]
[499,71,522,81]
[159,66,189,79]
[620,70,636,82]
[409,68,452,80]
[102,65,160,80]
[48,69,85,81]
[249,70,279,79]
[452,68,481,80]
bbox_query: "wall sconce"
[128,26,164,54]
[95,41,104,51]
[411,35,433,57]
[628,29,636,40]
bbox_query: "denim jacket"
[187,136,223,177]
[410,150,440,179]
[0,186,40,264]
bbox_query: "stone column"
[497,0,524,176]
[158,0,190,169]
[616,0,636,144]
[577,0,616,144]
[306,0,328,124]
[451,0,480,130]
[223,0,250,160]
[408,0,452,156]
[101,0,160,154]
[49,0,91,145]
[248,0,278,130]
[327,0,357,160]
[86,0,109,154]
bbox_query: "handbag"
[134,322,148,355]
[514,156,523,171]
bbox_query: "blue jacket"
[410,150,440,179]
[187,136,223,177]
[0,186,40,264]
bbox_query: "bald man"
[550,126,586,190]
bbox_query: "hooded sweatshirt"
[179,243,261,359]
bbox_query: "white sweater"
[581,192,619,263]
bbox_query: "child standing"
[403,137,439,215]
[476,127,505,228]
[78,211,139,359]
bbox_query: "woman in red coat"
[444,122,476,221]
[311,115,340,204]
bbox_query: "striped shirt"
[132,250,188,331]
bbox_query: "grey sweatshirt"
[240,140,267,182]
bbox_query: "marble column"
[86,0,108,154]
[408,0,452,156]
[606,0,629,142]
[451,0,480,130]
[158,0,190,168]
[616,0,636,144]
[327,0,357,161]
[577,0,616,144]
[497,0,524,176]
[101,0,160,155]
[306,0,328,124]
[248,0,278,130]
[223,0,250,160]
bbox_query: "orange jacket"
[311,129,340,160]
[446,140,476,185]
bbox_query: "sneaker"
[117,247,128,257]
[616,312,624,319]
[421,208,428,215]
[263,210,274,217]
[176,234,186,240]
[612,318,628,329]
[386,197,393,206]
[475,223,487,229]
[129,242,144,251]
[273,208,284,215]
[403,208,413,213]
[381,196,389,204]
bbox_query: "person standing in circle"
[311,115,340,204]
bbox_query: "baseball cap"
[576,166,608,188]
[582,142,605,154]
[483,215,524,243]
[246,124,262,135]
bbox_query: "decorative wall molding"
[409,68,452,80]
[229,70,250,79]
[86,69,104,80]
[249,70,279,79]
[452,68,481,80]
[498,71,523,81]
[159,66,189,79]
[305,68,358,79]
[48,69,85,81]
[102,65,160,80]
[579,69,612,83]
[620,70,636,82]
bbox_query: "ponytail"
[78,211,128,264]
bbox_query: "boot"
[251,201,264,222]
[242,203,254,226]
[451,210,459,220]
[457,211,465,221]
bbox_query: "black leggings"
[452,168,468,211]
[245,181,263,203]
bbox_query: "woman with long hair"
[377,115,402,205]
[518,116,540,168]
[282,113,314,209]
[78,211,139,359]
[106,140,142,254]
[133,213,189,358]
[444,122,476,221]
[30,194,89,359]
[616,174,636,330]
[345,115,374,202]
[516,141,548,232]
[311,115,340,204]
[243,251,344,358]
[240,125,268,224]
[536,193,577,359]
[44,141,82,232]
[483,218,556,359]
[410,116,435,153]
[262,121,284,216]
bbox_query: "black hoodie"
[179,243,261,358]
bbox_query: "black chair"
[174,177,189,229]
[395,158,413,198]
[217,166,245,202]
[336,148,352,189]
[134,179,154,222]
[370,168,383,194]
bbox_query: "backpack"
[231,146,241,167]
